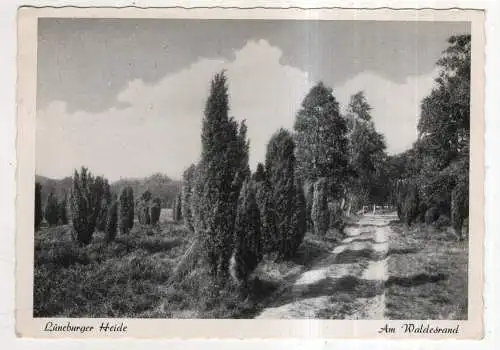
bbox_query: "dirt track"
[256,213,396,319]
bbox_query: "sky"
[36,18,470,181]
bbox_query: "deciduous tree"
[294,82,349,198]
[346,91,387,210]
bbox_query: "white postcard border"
[15,6,485,339]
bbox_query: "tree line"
[171,34,470,288]
[171,66,392,290]
[391,35,470,240]
[34,170,164,243]
[34,34,470,290]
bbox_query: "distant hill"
[111,173,181,208]
[35,173,182,209]
[35,175,72,205]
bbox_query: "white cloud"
[227,40,313,171]
[36,39,438,181]
[36,39,312,181]
[334,70,438,154]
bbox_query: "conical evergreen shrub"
[291,180,307,253]
[264,128,304,260]
[403,182,420,226]
[451,179,468,240]
[34,182,42,231]
[96,179,112,231]
[304,181,314,230]
[127,186,135,230]
[137,191,151,225]
[192,71,249,279]
[70,167,98,245]
[150,197,161,225]
[118,187,132,234]
[252,162,266,182]
[254,180,277,254]
[231,180,262,287]
[172,192,183,222]
[311,178,329,235]
[105,197,118,242]
[181,164,196,231]
[58,195,68,225]
[44,193,59,226]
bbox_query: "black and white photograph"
[15,6,485,338]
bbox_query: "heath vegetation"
[34,35,470,318]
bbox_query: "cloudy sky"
[36,18,470,181]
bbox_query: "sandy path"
[256,213,396,319]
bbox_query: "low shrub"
[451,180,469,240]
[33,220,195,318]
[424,206,440,225]
[35,240,89,268]
[433,215,451,230]
[150,197,162,225]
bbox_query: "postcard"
[16,6,485,339]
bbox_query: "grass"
[152,236,336,318]
[385,222,468,320]
[35,217,466,320]
[316,293,373,319]
[34,219,299,319]
[33,221,192,317]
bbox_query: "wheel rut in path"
[255,214,396,319]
